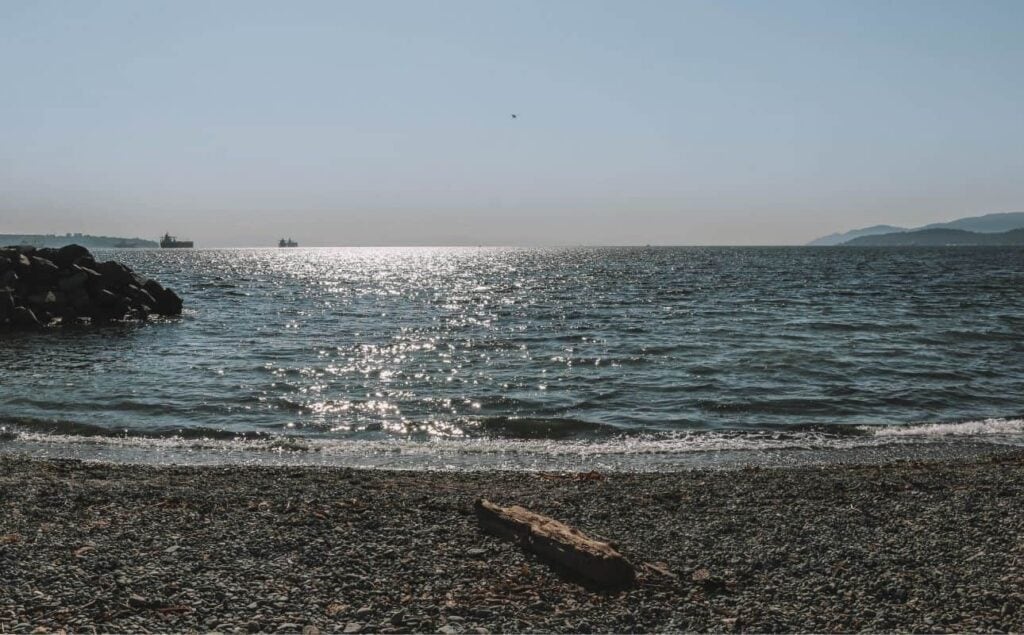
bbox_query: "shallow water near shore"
[3,246,1024,469]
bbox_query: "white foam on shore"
[2,418,1022,471]
[865,418,1024,438]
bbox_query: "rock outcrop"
[0,244,183,329]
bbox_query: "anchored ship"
[278,238,298,247]
[160,233,194,248]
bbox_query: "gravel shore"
[2,450,1023,633]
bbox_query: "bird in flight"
[511,113,518,119]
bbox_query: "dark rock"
[1,244,184,329]
[55,244,91,268]
[95,260,136,287]
[30,257,60,284]
[94,289,120,308]
[0,290,14,318]
[134,288,158,308]
[27,290,59,309]
[75,264,102,279]
[11,306,42,328]
[144,279,184,315]
[69,288,92,313]
[58,269,90,292]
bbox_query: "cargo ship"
[160,233,194,248]
[278,238,298,247]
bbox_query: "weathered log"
[474,498,635,587]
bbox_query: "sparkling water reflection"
[3,247,1024,442]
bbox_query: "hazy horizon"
[5,208,1024,249]
[3,0,1023,247]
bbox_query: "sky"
[1,0,1022,246]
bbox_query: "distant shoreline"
[0,233,157,249]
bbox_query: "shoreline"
[4,420,1023,471]
[3,450,1023,633]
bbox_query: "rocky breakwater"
[0,244,183,329]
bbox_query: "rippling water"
[3,247,1024,467]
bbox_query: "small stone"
[343,623,363,634]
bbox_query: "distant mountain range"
[0,233,158,248]
[845,227,1024,246]
[808,212,1024,246]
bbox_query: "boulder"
[31,257,60,284]
[94,260,136,288]
[143,279,183,315]
[0,244,185,330]
[69,288,91,313]
[58,268,89,292]
[94,288,119,308]
[0,290,14,318]
[54,244,91,268]
[27,290,59,308]
[13,253,31,272]
[11,306,42,328]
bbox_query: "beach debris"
[536,469,606,481]
[473,498,635,587]
[324,602,347,617]
[641,561,676,579]
[691,567,728,592]
[0,244,183,329]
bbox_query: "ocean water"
[3,246,1024,469]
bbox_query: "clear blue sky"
[2,0,1022,246]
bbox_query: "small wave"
[472,416,619,439]
[2,417,1023,471]
[192,282,239,289]
[0,416,266,441]
[864,418,1024,438]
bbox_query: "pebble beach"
[2,449,1023,633]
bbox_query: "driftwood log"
[474,498,635,587]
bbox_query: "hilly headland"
[808,211,1024,246]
